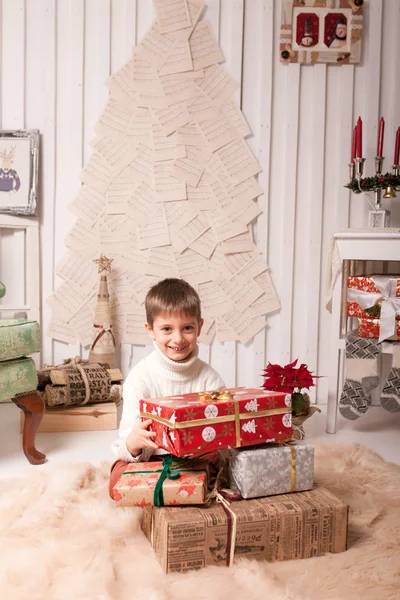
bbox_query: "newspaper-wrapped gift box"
[358,316,400,340]
[140,387,292,458]
[111,457,210,507]
[347,275,400,342]
[141,485,348,573]
[226,442,314,499]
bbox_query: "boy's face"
[145,312,203,362]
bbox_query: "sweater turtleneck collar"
[151,341,200,378]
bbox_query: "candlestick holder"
[355,157,365,178]
[348,162,356,182]
[375,156,384,175]
[369,156,391,227]
[345,156,398,228]
[352,157,366,194]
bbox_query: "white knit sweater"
[111,342,225,462]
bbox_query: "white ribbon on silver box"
[347,275,400,343]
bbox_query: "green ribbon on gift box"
[153,455,181,507]
[123,455,207,507]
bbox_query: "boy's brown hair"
[145,278,202,326]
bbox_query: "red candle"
[356,117,363,158]
[351,126,357,163]
[394,127,400,165]
[377,117,385,157]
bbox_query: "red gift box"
[358,316,400,340]
[140,387,292,458]
[347,275,400,318]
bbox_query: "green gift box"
[0,319,40,362]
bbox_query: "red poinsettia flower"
[262,359,318,394]
[294,363,316,389]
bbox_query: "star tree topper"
[94,253,113,273]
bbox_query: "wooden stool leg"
[12,391,46,465]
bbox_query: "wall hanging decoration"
[0,129,39,216]
[280,0,363,65]
[47,0,280,349]
[345,117,400,228]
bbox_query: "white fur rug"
[0,443,399,600]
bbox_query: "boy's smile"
[145,313,203,362]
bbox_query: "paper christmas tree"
[48,0,280,348]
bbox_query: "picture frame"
[280,0,364,66]
[0,129,40,216]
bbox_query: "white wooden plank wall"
[1,0,399,403]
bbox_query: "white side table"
[327,231,400,434]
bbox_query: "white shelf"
[334,230,400,239]
[327,232,400,434]
[0,305,30,311]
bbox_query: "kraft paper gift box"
[111,457,211,507]
[139,387,292,458]
[358,316,400,340]
[226,442,314,499]
[141,485,348,573]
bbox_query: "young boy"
[111,278,225,467]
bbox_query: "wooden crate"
[20,401,119,433]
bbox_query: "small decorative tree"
[89,253,116,368]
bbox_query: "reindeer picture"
[0,130,39,215]
[0,145,21,193]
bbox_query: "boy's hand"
[126,419,158,457]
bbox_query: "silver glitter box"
[227,443,314,499]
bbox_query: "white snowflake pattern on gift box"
[204,404,218,418]
[202,426,216,442]
[235,462,275,494]
[282,413,292,427]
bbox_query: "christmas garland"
[345,172,400,193]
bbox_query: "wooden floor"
[0,402,399,479]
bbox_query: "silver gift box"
[227,443,314,499]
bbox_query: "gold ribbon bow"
[198,390,233,402]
